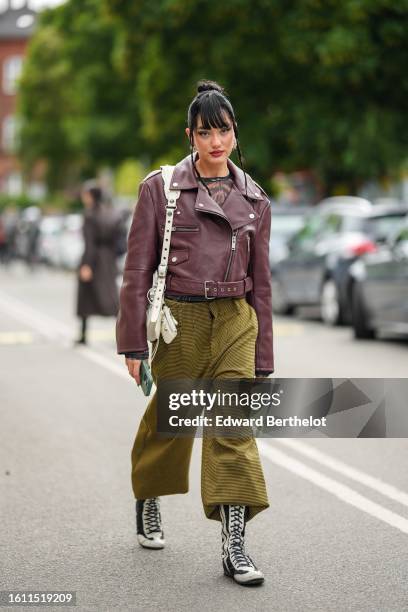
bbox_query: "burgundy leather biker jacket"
[116,154,274,373]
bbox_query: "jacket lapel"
[172,154,262,229]
[194,183,259,230]
[222,185,260,230]
[194,183,227,221]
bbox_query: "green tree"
[19,0,408,195]
[105,0,408,194]
[18,0,141,191]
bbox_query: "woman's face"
[81,189,94,208]
[186,112,235,169]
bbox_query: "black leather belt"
[166,276,253,299]
[165,295,212,302]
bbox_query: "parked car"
[14,206,42,263]
[271,196,408,325]
[349,221,408,339]
[37,215,65,265]
[59,214,84,270]
[269,206,311,267]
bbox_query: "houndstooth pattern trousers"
[130,297,269,522]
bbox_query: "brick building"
[0,1,36,195]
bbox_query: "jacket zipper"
[173,225,199,232]
[161,225,199,232]
[224,229,238,281]
[195,204,239,281]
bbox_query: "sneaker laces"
[143,497,162,535]
[228,506,256,570]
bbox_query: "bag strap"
[147,166,181,361]
[158,164,181,281]
[161,164,180,202]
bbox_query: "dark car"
[271,196,407,325]
[269,206,312,268]
[349,222,408,339]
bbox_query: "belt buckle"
[204,280,217,300]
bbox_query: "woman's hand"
[79,264,93,282]
[126,358,141,385]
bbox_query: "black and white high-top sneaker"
[136,498,165,549]
[220,505,264,586]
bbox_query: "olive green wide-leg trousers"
[131,297,269,522]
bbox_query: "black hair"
[82,179,103,209]
[187,80,248,197]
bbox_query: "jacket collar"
[170,153,265,201]
[168,153,263,231]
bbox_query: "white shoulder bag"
[146,165,181,360]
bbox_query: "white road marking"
[78,345,130,380]
[274,438,408,508]
[0,291,71,342]
[0,331,34,345]
[257,440,408,534]
[274,322,304,336]
[88,328,116,341]
[0,289,133,384]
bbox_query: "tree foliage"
[18,0,141,191]
[19,0,408,194]
[105,0,408,193]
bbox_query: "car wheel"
[351,283,375,339]
[320,279,343,326]
[272,278,294,315]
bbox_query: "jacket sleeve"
[246,201,274,373]
[116,181,160,354]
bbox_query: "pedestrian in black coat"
[75,180,120,344]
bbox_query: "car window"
[393,226,408,257]
[319,213,342,236]
[340,215,366,233]
[364,214,407,241]
[289,215,324,250]
[396,226,408,243]
[271,215,305,238]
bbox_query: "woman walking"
[75,180,120,344]
[116,81,274,586]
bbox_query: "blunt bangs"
[188,92,235,132]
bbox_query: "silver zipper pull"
[232,231,237,250]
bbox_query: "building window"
[2,55,23,95]
[2,115,18,152]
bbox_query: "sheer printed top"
[200,173,234,207]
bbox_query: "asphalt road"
[1,263,407,612]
